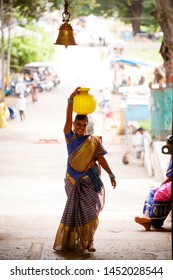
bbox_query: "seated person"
[133,127,151,159]
[135,135,172,230]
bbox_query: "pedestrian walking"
[16,94,26,121]
[30,72,39,103]
[53,87,116,253]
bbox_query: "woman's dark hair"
[74,114,89,124]
[137,127,144,132]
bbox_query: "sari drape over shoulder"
[53,131,107,251]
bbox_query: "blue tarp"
[110,56,154,67]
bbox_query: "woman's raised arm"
[63,87,80,134]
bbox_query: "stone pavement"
[0,83,172,260]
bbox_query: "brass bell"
[54,22,77,48]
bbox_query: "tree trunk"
[6,25,11,87]
[6,0,13,87]
[154,0,173,85]
[131,0,143,35]
[0,0,5,100]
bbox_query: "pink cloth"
[154,181,172,201]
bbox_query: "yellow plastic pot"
[73,88,96,115]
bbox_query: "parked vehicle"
[5,83,15,96]
[23,62,61,87]
[37,80,54,92]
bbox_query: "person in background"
[15,76,26,97]
[99,87,112,116]
[16,94,26,121]
[30,72,40,102]
[135,135,172,231]
[0,98,8,128]
[87,115,94,134]
[134,127,152,159]
[53,87,116,253]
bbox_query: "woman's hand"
[70,87,81,99]
[110,178,116,189]
[97,155,117,189]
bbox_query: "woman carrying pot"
[53,87,116,252]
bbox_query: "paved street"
[0,46,172,260]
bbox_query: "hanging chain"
[62,0,70,23]
[64,0,69,14]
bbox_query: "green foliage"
[90,0,159,32]
[67,0,98,18]
[75,0,115,17]
[141,0,158,32]
[8,28,55,72]
[1,0,161,74]
[13,0,62,22]
[137,120,151,131]
[3,0,160,33]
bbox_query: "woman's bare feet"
[135,216,151,231]
[87,243,96,252]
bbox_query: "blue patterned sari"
[143,188,171,228]
[53,131,107,251]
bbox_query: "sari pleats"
[53,176,104,251]
[54,219,99,252]
[53,131,106,252]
